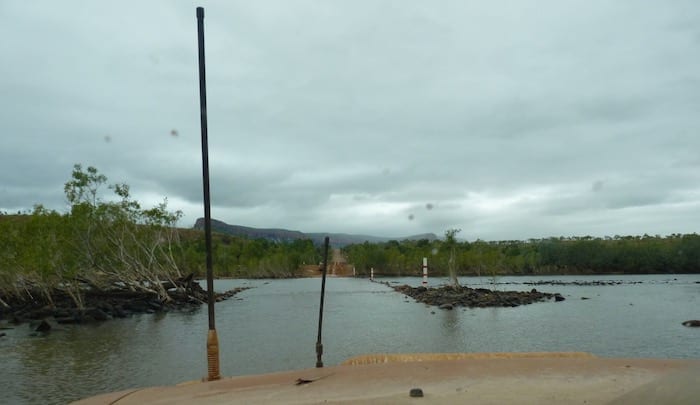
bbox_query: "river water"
[1,274,698,404]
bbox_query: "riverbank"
[0,279,249,327]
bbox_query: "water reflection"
[441,307,460,332]
[487,306,502,321]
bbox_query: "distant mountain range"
[193,218,438,247]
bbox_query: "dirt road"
[299,249,355,277]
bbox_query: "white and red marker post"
[422,257,428,286]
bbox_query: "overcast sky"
[2,0,700,241]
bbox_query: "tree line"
[343,232,700,277]
[176,231,320,279]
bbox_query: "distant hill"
[193,218,438,247]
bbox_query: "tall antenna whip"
[196,6,220,381]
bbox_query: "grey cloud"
[3,1,700,239]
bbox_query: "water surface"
[0,274,698,404]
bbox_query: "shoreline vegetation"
[2,164,700,328]
[0,276,249,328]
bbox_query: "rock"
[96,301,115,315]
[0,283,255,329]
[409,388,424,398]
[147,300,163,311]
[80,314,97,323]
[682,320,700,327]
[52,309,71,318]
[55,317,78,324]
[27,305,54,320]
[392,284,564,309]
[124,301,148,313]
[30,319,52,333]
[581,297,590,300]
[10,314,25,325]
[0,332,6,338]
[84,308,110,322]
[112,305,127,318]
[554,294,565,302]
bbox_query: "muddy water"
[1,275,698,404]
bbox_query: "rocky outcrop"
[390,284,565,308]
[682,320,700,327]
[0,276,250,326]
[196,219,307,243]
[523,280,641,286]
